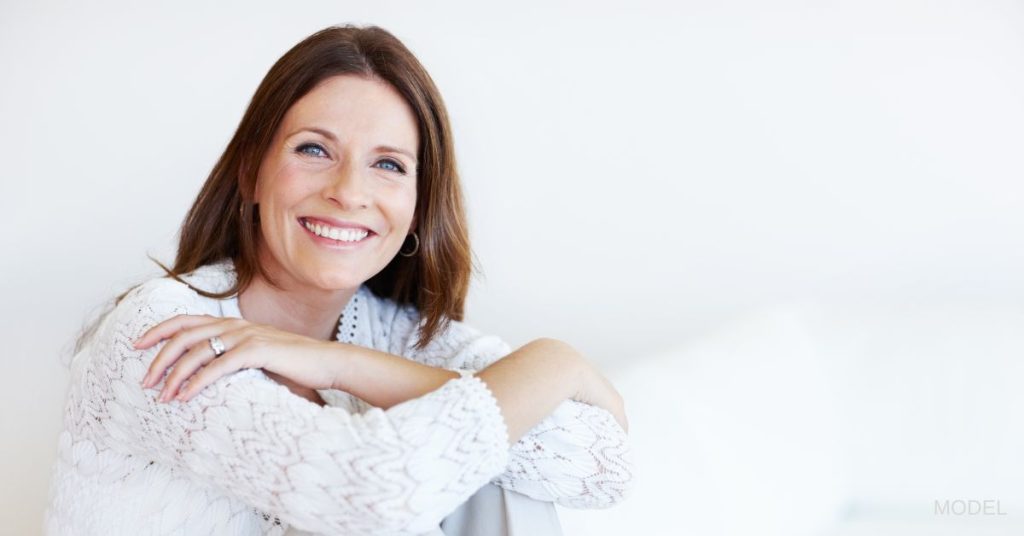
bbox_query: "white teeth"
[303,220,369,242]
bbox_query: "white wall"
[2,0,1022,533]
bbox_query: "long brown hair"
[163,25,473,350]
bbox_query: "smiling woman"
[42,24,632,536]
[253,75,419,297]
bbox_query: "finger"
[134,314,220,349]
[174,340,257,402]
[143,318,246,389]
[157,329,241,402]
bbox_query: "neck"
[237,271,356,342]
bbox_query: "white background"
[2,0,1022,534]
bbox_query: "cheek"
[257,164,318,246]
[385,184,418,228]
[259,163,324,220]
[261,162,308,201]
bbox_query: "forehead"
[281,74,419,152]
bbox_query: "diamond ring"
[208,336,226,358]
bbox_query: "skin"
[134,74,628,442]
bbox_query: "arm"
[87,279,517,535]
[335,338,584,444]
[380,305,635,509]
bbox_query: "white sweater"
[43,261,633,535]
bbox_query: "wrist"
[327,343,461,408]
[329,342,360,392]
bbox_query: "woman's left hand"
[134,314,346,403]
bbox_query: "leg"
[440,482,563,536]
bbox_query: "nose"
[322,161,370,210]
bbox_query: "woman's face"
[253,74,419,292]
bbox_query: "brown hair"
[161,24,473,350]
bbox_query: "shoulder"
[353,286,421,352]
[74,262,239,375]
[360,289,510,368]
[356,285,412,326]
[105,261,236,334]
[356,289,468,345]
[132,260,232,302]
[356,287,465,344]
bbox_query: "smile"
[300,218,373,244]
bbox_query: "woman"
[44,25,632,535]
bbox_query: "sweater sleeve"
[386,305,635,509]
[84,278,510,535]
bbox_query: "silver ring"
[208,336,226,357]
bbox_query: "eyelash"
[295,142,407,174]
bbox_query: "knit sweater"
[43,261,633,535]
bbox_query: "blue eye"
[376,159,406,174]
[296,143,328,158]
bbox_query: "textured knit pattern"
[43,261,633,535]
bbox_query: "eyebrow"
[291,126,418,163]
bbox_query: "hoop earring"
[399,231,420,257]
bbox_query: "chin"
[309,271,367,291]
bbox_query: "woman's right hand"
[572,360,629,433]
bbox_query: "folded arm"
[88,280,510,535]
[383,305,635,509]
